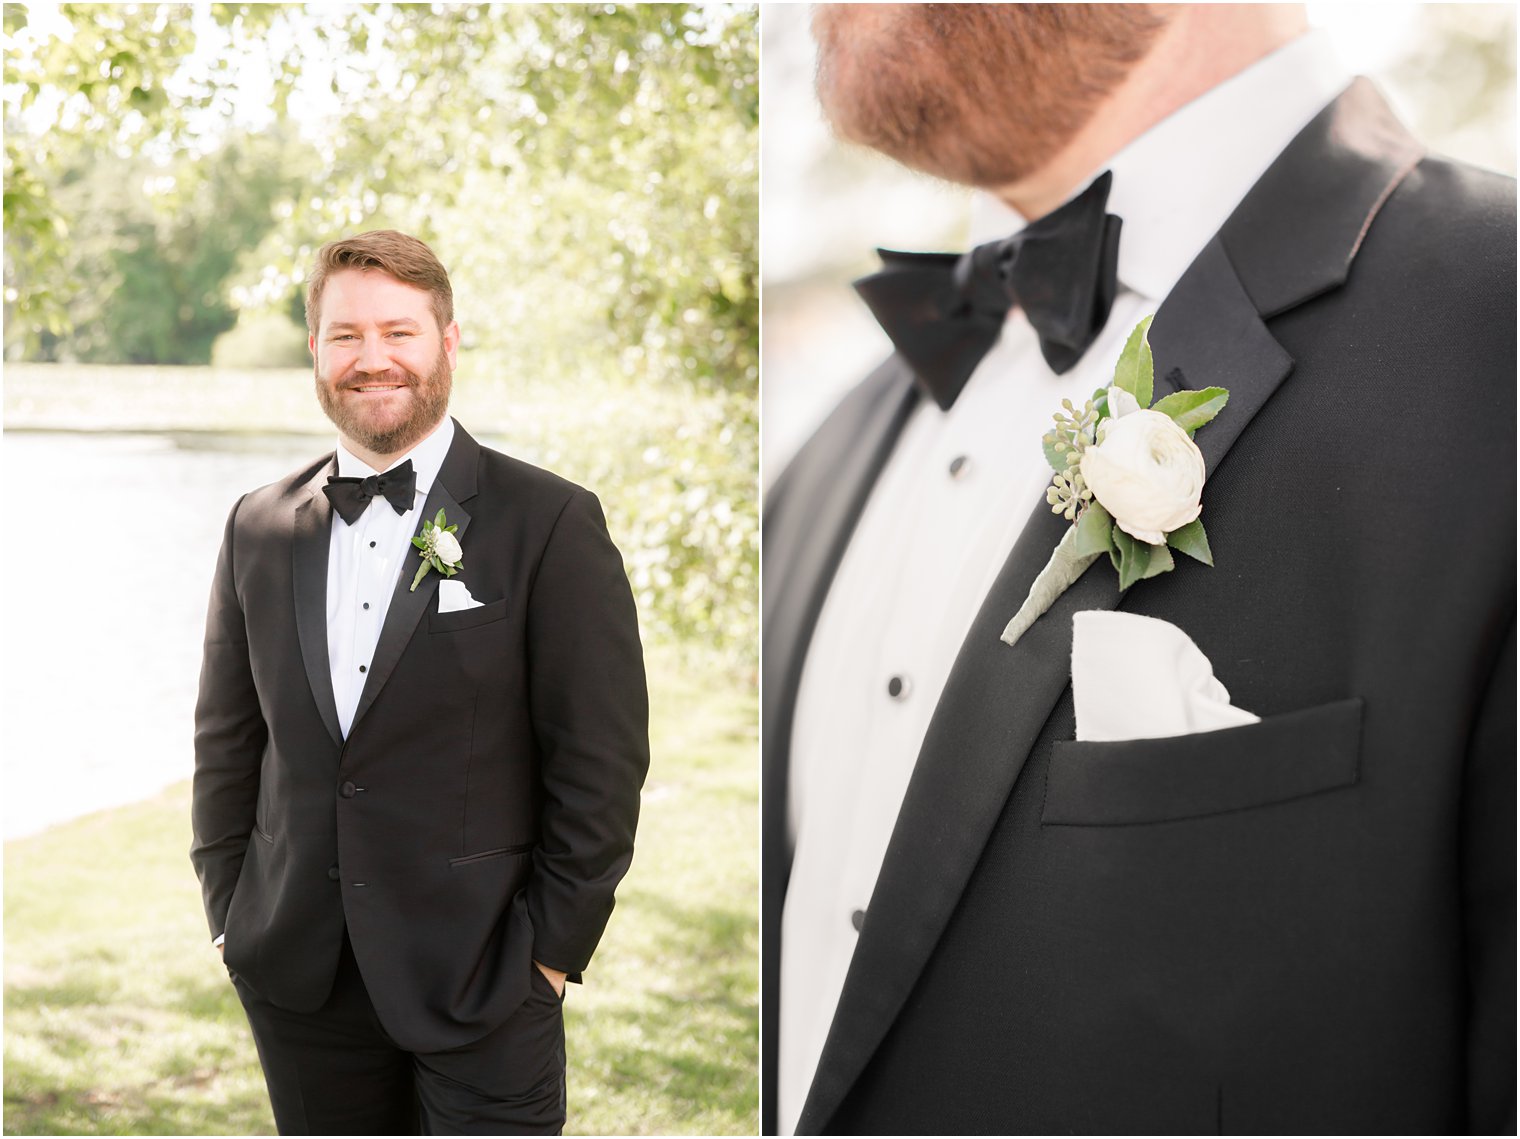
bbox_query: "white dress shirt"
[778,32,1350,1135]
[327,415,455,738]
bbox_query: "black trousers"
[232,933,566,1136]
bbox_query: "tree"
[4,3,758,392]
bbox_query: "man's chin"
[345,402,417,439]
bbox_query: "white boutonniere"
[1001,315,1230,647]
[411,508,463,591]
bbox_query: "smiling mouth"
[349,383,406,393]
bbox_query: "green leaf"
[1166,519,1214,566]
[433,508,447,528]
[1112,527,1150,591]
[1042,433,1066,474]
[444,524,458,533]
[1137,541,1174,581]
[410,561,431,591]
[411,536,428,550]
[1152,387,1229,435]
[1072,501,1116,558]
[1111,527,1175,589]
[1111,314,1154,409]
[128,85,165,112]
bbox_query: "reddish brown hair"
[305,230,455,334]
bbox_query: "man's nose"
[355,335,391,374]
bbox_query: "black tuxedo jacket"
[763,81,1515,1134]
[191,420,648,1053]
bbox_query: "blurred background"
[762,3,1518,481]
[3,3,756,1134]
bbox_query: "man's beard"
[813,4,1168,190]
[314,349,453,458]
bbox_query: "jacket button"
[327,865,340,881]
[851,908,866,932]
[340,781,357,798]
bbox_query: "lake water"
[2,431,345,839]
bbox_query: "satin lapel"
[798,79,1423,1134]
[762,360,921,840]
[293,460,343,748]
[349,422,480,735]
[761,361,920,1131]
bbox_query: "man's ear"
[308,333,317,360]
[443,320,461,369]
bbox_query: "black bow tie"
[853,169,1122,411]
[323,460,416,525]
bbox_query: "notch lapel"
[293,460,344,748]
[348,423,480,736]
[796,79,1422,1133]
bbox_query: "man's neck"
[995,6,1309,219]
[341,414,449,473]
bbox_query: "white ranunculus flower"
[433,529,463,564]
[1080,409,1205,545]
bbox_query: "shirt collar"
[968,30,1352,303]
[334,414,456,500]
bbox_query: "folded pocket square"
[437,580,485,613]
[1071,610,1260,742]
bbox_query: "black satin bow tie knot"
[854,169,1122,411]
[323,460,416,525]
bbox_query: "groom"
[765,5,1514,1135]
[192,230,649,1134]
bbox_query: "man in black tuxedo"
[191,230,648,1135]
[764,5,1513,1134]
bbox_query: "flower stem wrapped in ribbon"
[411,508,463,591]
[1001,315,1229,647]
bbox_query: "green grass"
[2,646,758,1136]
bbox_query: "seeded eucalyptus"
[1046,468,1092,521]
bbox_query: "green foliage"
[1165,518,1214,567]
[4,2,208,341]
[1072,500,1116,558]
[1110,525,1173,591]
[5,4,759,397]
[209,311,310,369]
[449,358,759,671]
[1151,386,1229,435]
[9,126,309,363]
[1110,313,1154,409]
[2,647,758,1135]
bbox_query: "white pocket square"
[1071,611,1260,742]
[437,580,485,613]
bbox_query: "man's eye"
[387,331,413,339]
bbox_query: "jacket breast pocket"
[428,596,509,633]
[1041,697,1362,827]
